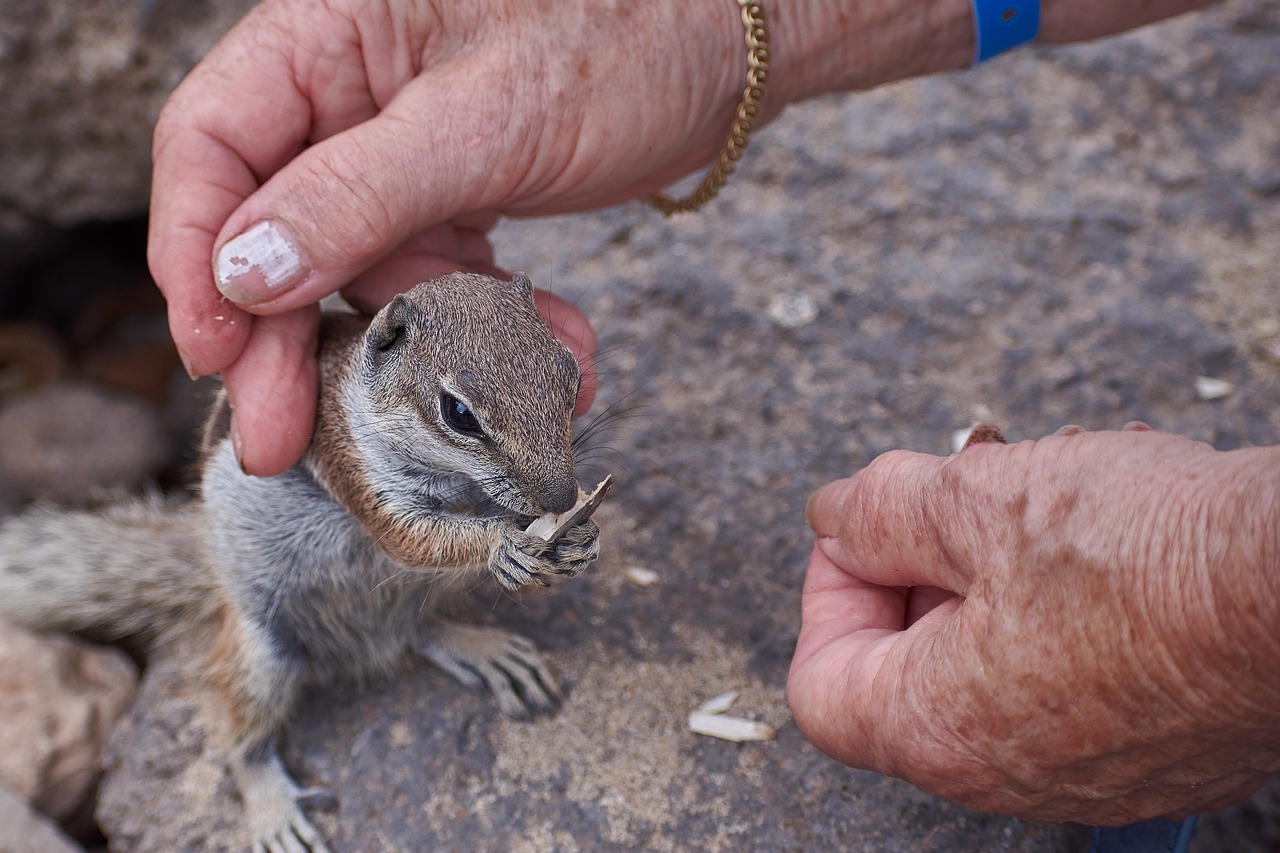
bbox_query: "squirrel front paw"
[490,520,600,590]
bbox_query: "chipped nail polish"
[215,220,308,304]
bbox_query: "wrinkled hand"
[788,426,1280,824]
[149,0,757,475]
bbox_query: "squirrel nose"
[537,475,579,516]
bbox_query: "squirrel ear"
[369,294,419,354]
[510,272,535,303]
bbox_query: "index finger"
[806,449,981,593]
[148,122,258,376]
[147,3,360,375]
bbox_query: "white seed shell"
[1194,376,1234,401]
[624,566,661,587]
[687,712,776,743]
[696,691,739,715]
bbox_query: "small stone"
[388,722,414,749]
[766,293,820,329]
[0,780,84,853]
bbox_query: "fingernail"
[177,346,200,380]
[215,220,309,304]
[962,424,1007,449]
[805,481,838,529]
[229,411,247,473]
[814,535,856,571]
[804,489,821,526]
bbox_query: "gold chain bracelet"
[647,0,770,216]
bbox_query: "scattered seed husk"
[696,691,740,715]
[688,712,776,743]
[1194,376,1233,401]
[624,566,660,587]
[687,690,775,742]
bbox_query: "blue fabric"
[1089,816,1199,853]
[971,0,1041,63]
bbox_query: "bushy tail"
[0,496,214,640]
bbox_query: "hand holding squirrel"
[147,0,762,475]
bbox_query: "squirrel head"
[350,271,581,517]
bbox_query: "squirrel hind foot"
[413,621,563,717]
[233,744,333,853]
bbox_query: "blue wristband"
[971,0,1040,64]
[1088,816,1199,853]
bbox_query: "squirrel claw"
[295,786,337,811]
[236,743,332,853]
[491,521,599,589]
[247,797,331,853]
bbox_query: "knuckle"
[297,146,401,263]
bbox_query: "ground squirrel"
[0,272,604,852]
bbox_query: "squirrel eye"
[440,393,484,437]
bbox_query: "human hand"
[148,0,1222,477]
[148,0,770,475]
[788,426,1280,824]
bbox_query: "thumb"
[787,541,961,776]
[211,66,533,313]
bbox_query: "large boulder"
[0,781,84,853]
[0,0,254,240]
[0,383,169,504]
[0,619,137,834]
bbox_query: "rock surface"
[0,619,137,832]
[0,780,84,853]
[0,383,168,504]
[95,635,245,852]
[0,0,255,239]
[0,0,1267,849]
